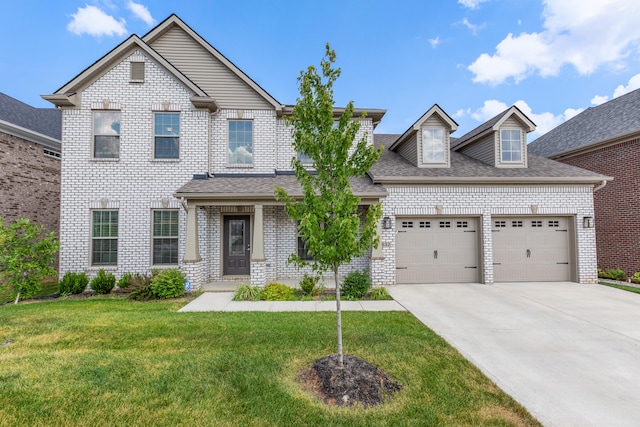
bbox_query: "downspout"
[208,109,220,178]
[593,180,607,193]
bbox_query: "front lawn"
[0,277,58,305]
[0,299,540,426]
[599,281,640,295]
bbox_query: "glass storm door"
[223,216,250,276]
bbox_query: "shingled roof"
[528,88,640,158]
[370,134,608,184]
[0,92,61,140]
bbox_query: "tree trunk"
[334,264,343,367]
[14,292,20,305]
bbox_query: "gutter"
[0,120,61,152]
[370,175,611,185]
[593,180,608,192]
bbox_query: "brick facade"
[560,138,640,275]
[371,185,598,285]
[0,131,60,234]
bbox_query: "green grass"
[0,277,58,305]
[0,299,540,426]
[599,281,640,295]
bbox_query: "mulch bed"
[298,354,401,407]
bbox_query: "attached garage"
[492,217,574,282]
[395,217,480,284]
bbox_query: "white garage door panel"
[396,218,479,284]
[493,217,571,282]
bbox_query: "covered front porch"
[175,173,388,289]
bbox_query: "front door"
[223,215,250,276]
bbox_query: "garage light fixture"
[382,216,392,229]
[583,216,593,228]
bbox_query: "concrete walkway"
[178,292,405,312]
[388,282,640,427]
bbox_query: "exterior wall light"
[382,216,392,229]
[583,216,594,228]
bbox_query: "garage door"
[492,217,572,282]
[396,217,480,284]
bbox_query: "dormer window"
[422,128,445,164]
[500,129,522,163]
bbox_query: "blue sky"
[2,0,640,139]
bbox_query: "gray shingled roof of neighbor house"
[0,93,61,140]
[528,88,640,158]
[371,134,609,183]
[174,174,387,200]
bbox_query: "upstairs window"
[154,113,180,159]
[93,111,120,158]
[297,150,312,164]
[422,128,445,164]
[228,120,253,165]
[500,129,522,163]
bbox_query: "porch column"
[183,203,201,262]
[251,204,265,260]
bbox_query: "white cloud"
[591,94,609,105]
[67,5,127,37]
[460,18,485,35]
[458,0,488,9]
[454,108,471,118]
[429,36,440,48]
[612,73,640,98]
[470,99,582,137]
[469,0,640,85]
[127,1,155,26]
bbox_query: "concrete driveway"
[388,282,640,427]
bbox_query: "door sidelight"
[526,249,531,258]
[434,250,438,259]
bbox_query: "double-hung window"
[154,113,180,159]
[152,210,179,265]
[228,120,253,165]
[422,128,445,164]
[91,210,118,266]
[93,111,120,158]
[500,129,522,163]
[297,222,314,261]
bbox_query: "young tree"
[0,217,59,304]
[275,44,382,367]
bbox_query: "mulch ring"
[298,354,401,408]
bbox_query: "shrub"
[117,273,133,291]
[0,217,59,303]
[128,273,155,301]
[597,268,609,279]
[632,272,640,284]
[341,270,371,300]
[606,268,626,281]
[90,269,116,294]
[233,283,262,301]
[150,268,186,299]
[261,282,295,301]
[370,286,393,300]
[58,272,89,295]
[299,274,321,296]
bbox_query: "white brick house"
[44,15,609,289]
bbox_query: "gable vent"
[130,62,145,82]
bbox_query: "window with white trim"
[296,222,314,260]
[154,113,180,159]
[500,129,522,163]
[91,210,118,266]
[422,128,446,164]
[93,111,120,158]
[152,210,179,265]
[228,120,253,165]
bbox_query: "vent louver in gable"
[130,62,145,82]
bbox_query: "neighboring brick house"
[529,89,640,276]
[0,93,61,234]
[44,15,607,288]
